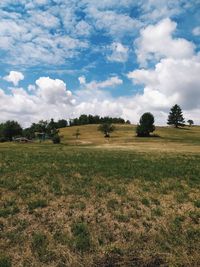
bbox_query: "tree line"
[69,114,129,126]
[0,115,128,142]
[0,105,195,142]
[0,119,67,142]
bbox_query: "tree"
[187,119,194,126]
[57,119,68,128]
[74,129,81,140]
[23,127,35,139]
[98,123,115,138]
[136,113,155,137]
[1,120,22,141]
[167,104,185,128]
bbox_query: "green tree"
[23,127,35,139]
[98,123,115,138]
[136,113,155,137]
[57,119,68,128]
[1,120,22,141]
[187,119,194,126]
[167,104,185,128]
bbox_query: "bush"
[136,112,155,137]
[52,134,60,144]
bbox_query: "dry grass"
[60,124,200,153]
[0,125,200,266]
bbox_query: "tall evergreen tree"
[167,104,185,128]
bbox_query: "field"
[0,125,200,267]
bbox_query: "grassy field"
[0,125,200,266]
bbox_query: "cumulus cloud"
[0,76,75,126]
[107,42,129,62]
[4,71,24,86]
[136,18,195,66]
[35,77,72,104]
[128,57,200,109]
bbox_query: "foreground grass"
[0,141,200,266]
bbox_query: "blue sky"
[0,0,200,126]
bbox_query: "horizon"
[0,1,200,127]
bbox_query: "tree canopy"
[98,123,115,138]
[187,119,194,126]
[0,120,22,141]
[70,114,126,126]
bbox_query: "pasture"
[0,125,200,266]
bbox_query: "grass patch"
[71,222,91,252]
[27,199,47,212]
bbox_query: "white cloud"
[35,77,72,104]
[4,71,24,86]
[83,76,123,90]
[0,66,200,127]
[0,76,75,126]
[86,7,141,38]
[139,0,185,22]
[78,76,86,85]
[28,10,60,29]
[128,56,200,111]
[136,18,195,66]
[107,42,129,62]
[192,26,200,36]
[74,20,92,36]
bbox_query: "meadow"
[0,125,200,266]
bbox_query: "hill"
[59,124,200,153]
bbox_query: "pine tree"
[167,104,185,128]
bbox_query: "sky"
[0,0,200,127]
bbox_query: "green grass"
[0,124,200,266]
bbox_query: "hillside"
[59,124,200,152]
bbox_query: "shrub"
[136,112,155,137]
[52,134,61,144]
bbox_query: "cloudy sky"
[0,0,200,126]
